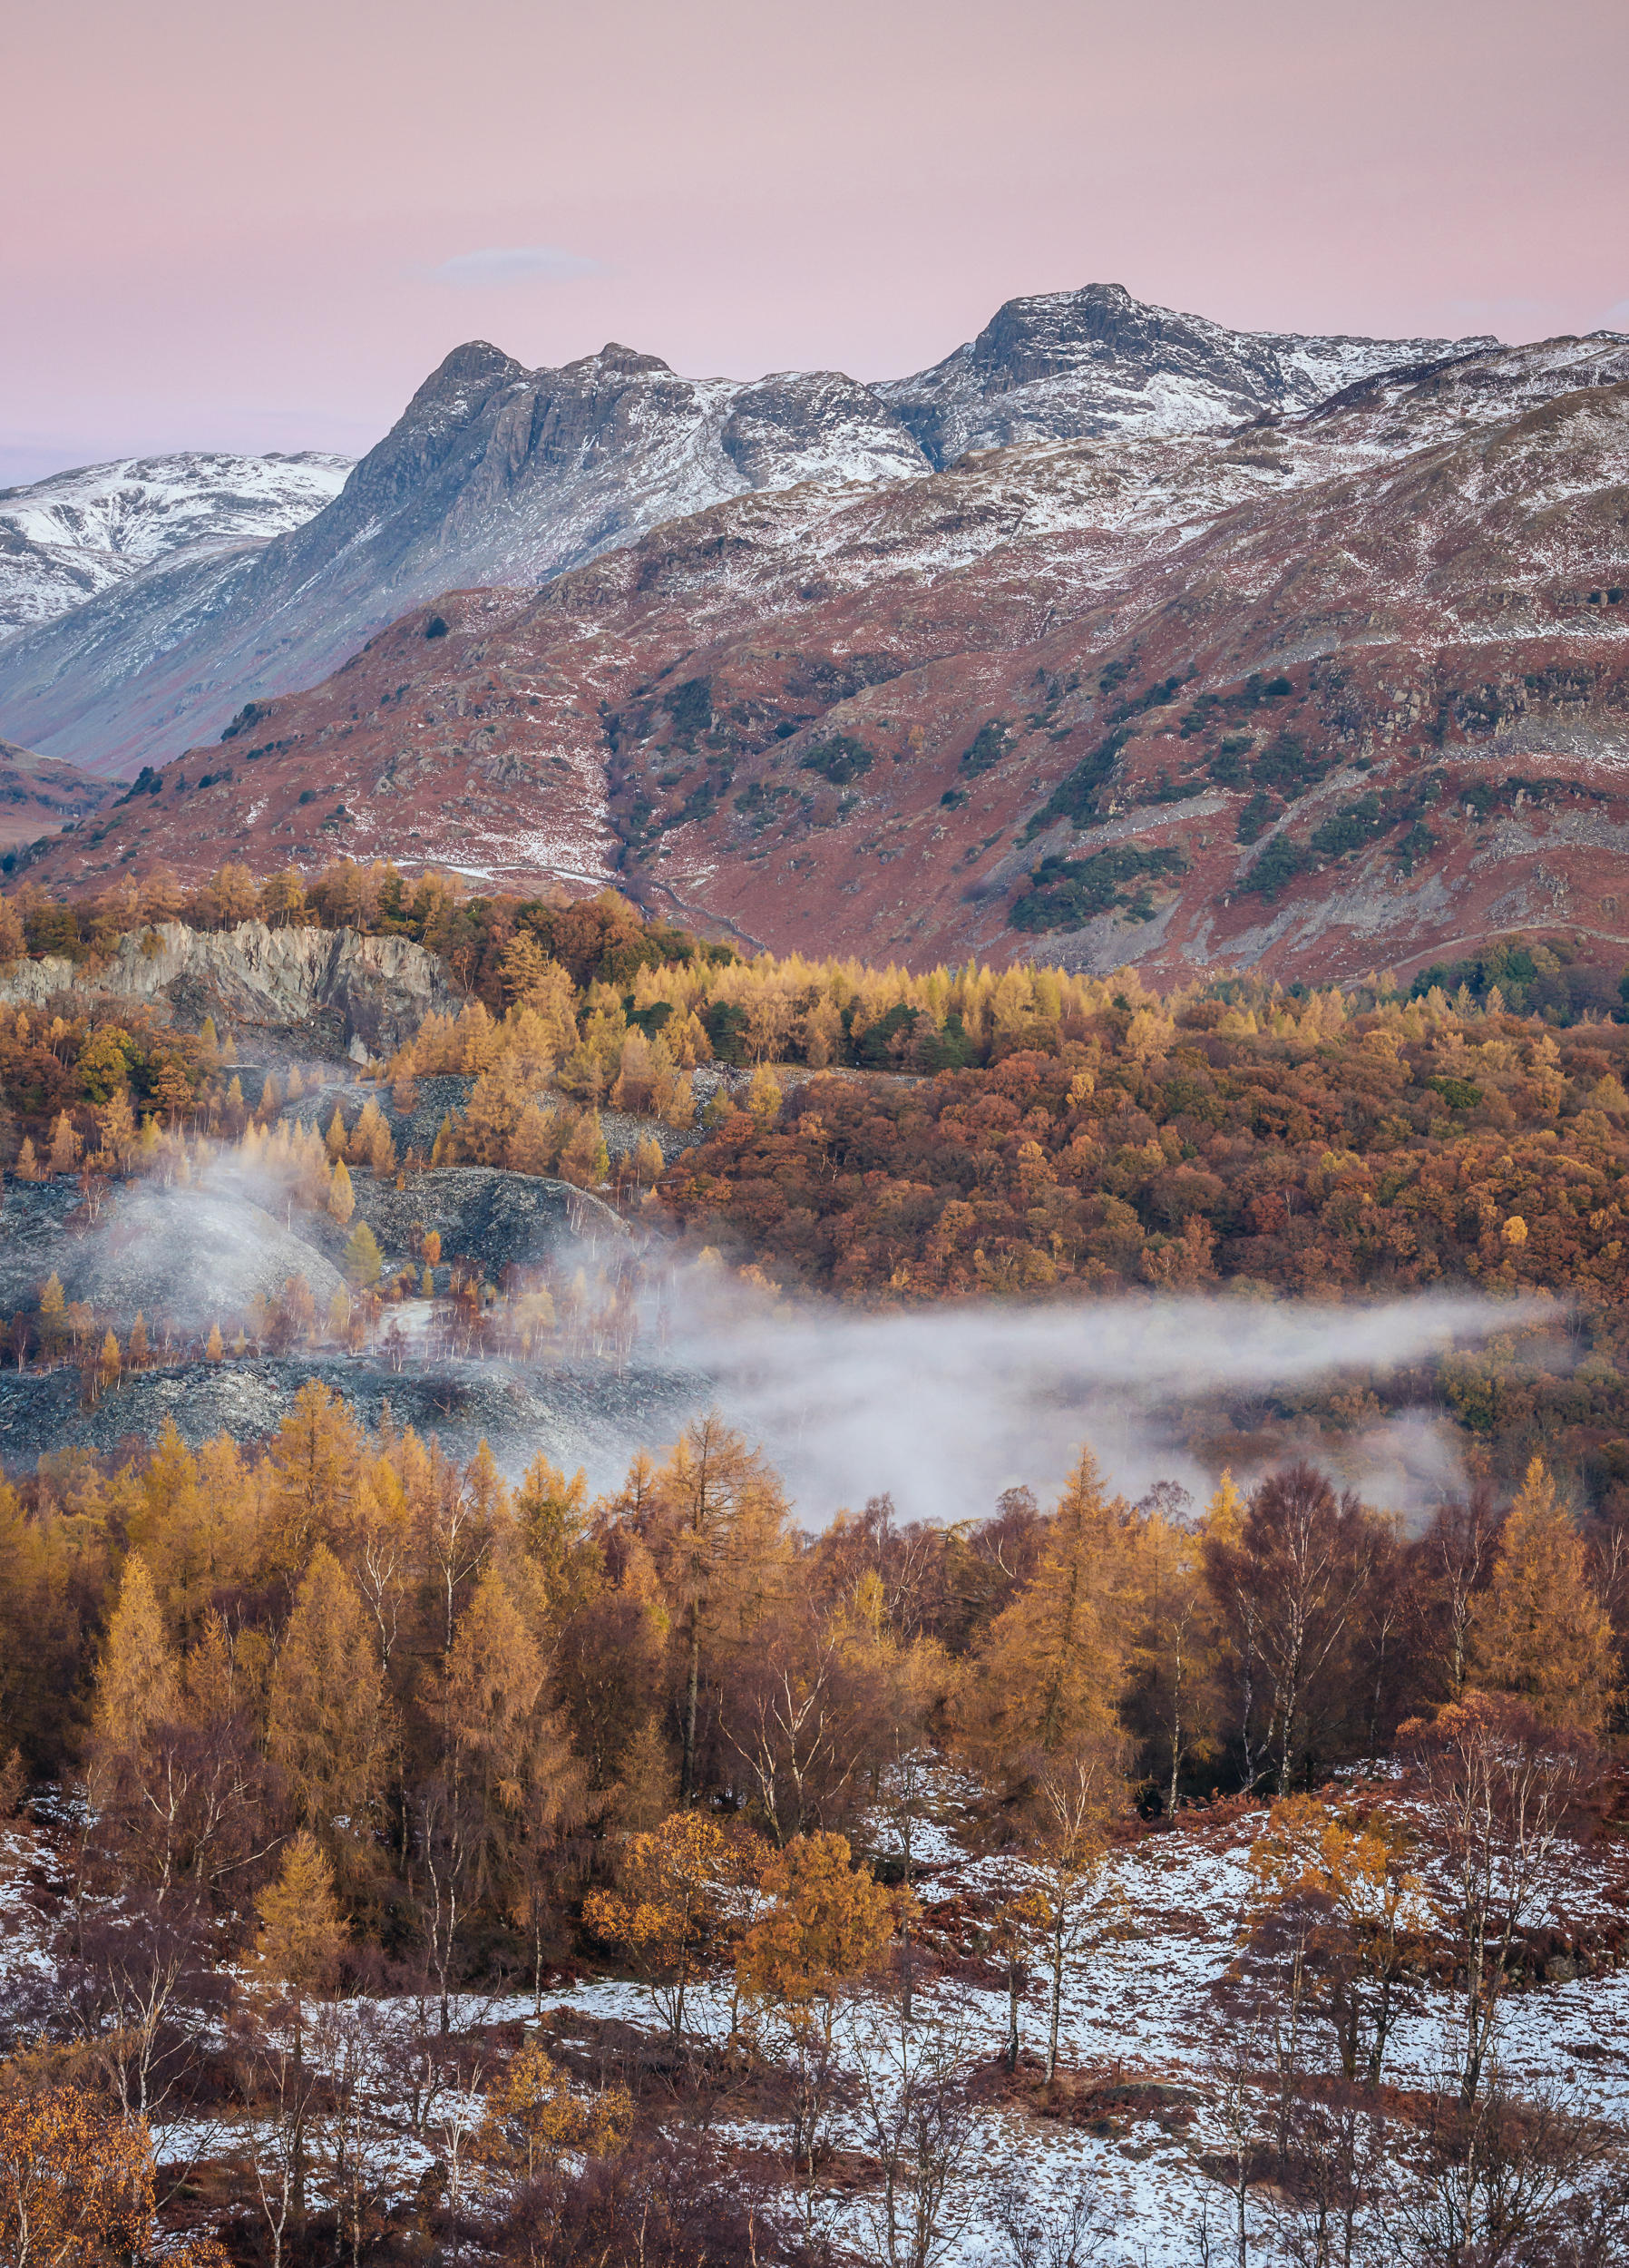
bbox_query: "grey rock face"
[878,282,1496,465]
[0,920,462,1056]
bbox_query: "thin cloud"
[427,246,605,288]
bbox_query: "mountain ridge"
[0,449,350,639]
[0,285,1494,779]
[16,331,1629,994]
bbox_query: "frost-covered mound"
[351,1167,629,1279]
[0,1178,343,1325]
[0,1348,702,1471]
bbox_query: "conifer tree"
[255,1830,345,2002]
[515,1454,600,1626]
[267,1547,393,1861]
[327,1157,355,1224]
[746,1061,783,1126]
[351,1098,395,1175]
[341,1220,384,1289]
[968,1445,1142,1789]
[648,1415,790,1800]
[46,1110,81,1176]
[266,1380,362,1575]
[92,1553,178,1769]
[434,1566,548,1905]
[500,929,551,1006]
[558,1109,610,1188]
[251,1830,345,2225]
[1469,1458,1617,1735]
[507,1100,561,1177]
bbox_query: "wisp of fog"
[671,1281,1563,1526]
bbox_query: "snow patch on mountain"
[0,450,351,637]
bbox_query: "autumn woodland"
[5,870,1629,2264]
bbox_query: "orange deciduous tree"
[0,2080,155,2267]
[477,2041,631,2185]
[585,1811,749,2039]
[736,1831,896,2044]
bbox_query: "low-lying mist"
[675,1278,1564,1526]
[0,1157,1566,1526]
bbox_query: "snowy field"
[5,1777,1626,2265]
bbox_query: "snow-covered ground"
[5,1773,1626,2265]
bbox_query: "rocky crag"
[0,918,462,1058]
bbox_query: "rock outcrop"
[0,920,462,1054]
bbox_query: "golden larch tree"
[1469,1458,1617,1735]
[966,1444,1144,1790]
[267,1547,394,1865]
[92,1552,177,1771]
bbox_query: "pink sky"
[5,0,1626,484]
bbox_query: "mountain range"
[0,287,1484,779]
[5,285,1628,987]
